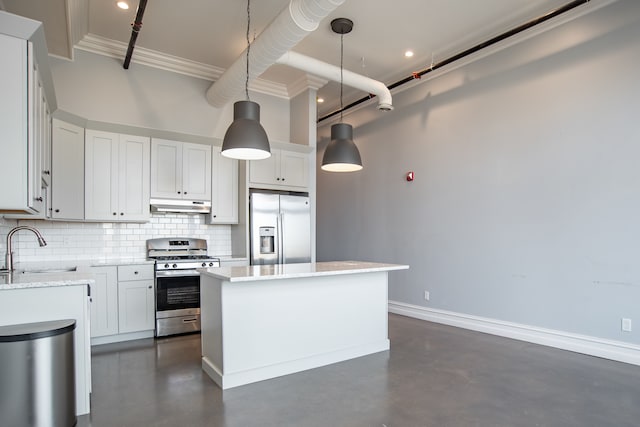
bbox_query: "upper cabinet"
[0,29,53,215]
[85,130,150,222]
[51,119,84,221]
[151,139,212,201]
[249,149,309,190]
[209,146,238,224]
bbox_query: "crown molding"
[288,74,328,98]
[75,33,290,100]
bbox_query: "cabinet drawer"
[118,264,154,281]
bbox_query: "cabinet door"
[118,280,155,333]
[85,130,119,221]
[89,266,118,338]
[0,34,28,212]
[280,150,309,188]
[210,146,238,224]
[41,85,52,187]
[27,44,45,214]
[150,138,182,199]
[182,142,212,201]
[248,150,279,185]
[51,119,84,220]
[119,134,150,221]
[0,34,50,214]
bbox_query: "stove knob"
[201,262,207,267]
[209,262,214,267]
[164,264,170,269]
[172,264,178,269]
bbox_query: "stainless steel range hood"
[150,199,211,214]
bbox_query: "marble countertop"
[12,259,155,274]
[199,261,409,283]
[0,271,95,291]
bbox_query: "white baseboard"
[91,330,154,346]
[203,340,390,390]
[388,300,640,366]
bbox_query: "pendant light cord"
[340,32,344,123]
[245,0,251,101]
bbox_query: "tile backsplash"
[0,214,232,267]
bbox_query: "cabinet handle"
[134,271,139,275]
[177,191,181,194]
[120,212,124,216]
[113,212,117,216]
[43,170,50,175]
[282,178,285,181]
[184,192,187,195]
[213,215,217,218]
[276,177,280,181]
[148,285,152,289]
[35,197,43,202]
[55,209,60,213]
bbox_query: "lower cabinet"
[88,263,155,344]
[89,266,118,338]
[118,265,155,333]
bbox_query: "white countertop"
[13,259,155,273]
[200,261,409,283]
[0,271,94,291]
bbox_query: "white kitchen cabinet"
[0,282,92,415]
[117,264,155,334]
[249,149,309,189]
[0,32,52,215]
[51,119,85,220]
[85,130,150,222]
[89,266,118,338]
[209,145,239,224]
[151,138,212,201]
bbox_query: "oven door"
[155,270,200,318]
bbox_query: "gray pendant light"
[221,0,271,161]
[321,18,362,173]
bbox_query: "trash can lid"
[0,319,76,342]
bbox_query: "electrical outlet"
[423,291,430,301]
[622,318,632,332]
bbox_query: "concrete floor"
[78,314,640,426]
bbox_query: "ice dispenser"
[259,226,275,254]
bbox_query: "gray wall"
[49,49,291,141]
[317,0,640,344]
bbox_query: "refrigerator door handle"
[278,212,284,264]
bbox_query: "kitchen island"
[199,261,408,390]
[0,272,93,415]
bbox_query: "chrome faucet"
[5,226,47,271]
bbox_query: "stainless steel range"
[147,237,220,337]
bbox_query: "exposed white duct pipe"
[206,0,347,108]
[276,51,393,111]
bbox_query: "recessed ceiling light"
[404,50,414,58]
[317,97,324,103]
[116,1,130,10]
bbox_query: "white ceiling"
[3,0,575,116]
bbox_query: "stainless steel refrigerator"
[249,190,311,265]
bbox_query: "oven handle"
[182,318,198,323]
[155,270,201,277]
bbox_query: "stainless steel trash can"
[0,319,76,427]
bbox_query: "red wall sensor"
[406,171,414,181]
